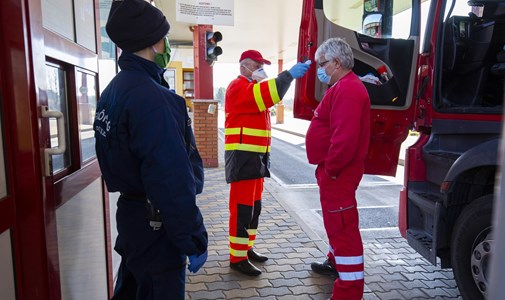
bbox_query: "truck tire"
[451,194,493,300]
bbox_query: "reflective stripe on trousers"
[229,178,263,263]
[316,165,364,300]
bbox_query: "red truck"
[294,0,505,299]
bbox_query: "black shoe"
[230,260,261,276]
[311,259,339,276]
[247,249,268,262]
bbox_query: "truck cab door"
[295,0,421,176]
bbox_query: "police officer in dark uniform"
[94,0,208,299]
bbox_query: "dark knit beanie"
[106,0,170,53]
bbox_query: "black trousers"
[112,197,186,300]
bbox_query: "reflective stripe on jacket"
[224,71,294,183]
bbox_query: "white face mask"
[251,68,268,82]
[243,64,268,82]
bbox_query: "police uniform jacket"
[94,52,206,256]
[224,71,294,183]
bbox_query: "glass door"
[0,84,16,300]
[40,0,111,298]
[43,62,108,300]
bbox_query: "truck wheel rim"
[471,232,493,297]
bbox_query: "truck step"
[406,229,437,265]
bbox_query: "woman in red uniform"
[305,37,371,300]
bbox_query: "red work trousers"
[316,164,364,300]
[229,178,264,263]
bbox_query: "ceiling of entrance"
[154,0,304,64]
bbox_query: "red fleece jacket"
[306,71,371,177]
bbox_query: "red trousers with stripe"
[229,178,263,263]
[316,165,364,300]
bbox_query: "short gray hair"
[315,37,354,69]
[239,58,254,66]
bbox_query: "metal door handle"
[41,105,66,176]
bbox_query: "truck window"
[438,0,505,113]
[323,0,414,39]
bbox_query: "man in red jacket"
[225,50,310,275]
[305,38,370,300]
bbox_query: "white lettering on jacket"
[95,109,111,137]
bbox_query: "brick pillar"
[192,100,218,168]
[193,25,218,168]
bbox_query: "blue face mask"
[317,67,331,84]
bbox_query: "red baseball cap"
[239,50,271,65]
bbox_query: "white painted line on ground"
[360,181,402,187]
[270,172,318,189]
[358,205,397,209]
[360,227,398,232]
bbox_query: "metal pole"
[276,58,285,124]
[489,117,505,300]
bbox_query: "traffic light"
[205,31,222,65]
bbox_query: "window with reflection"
[364,0,380,13]
[42,0,97,52]
[0,99,7,200]
[41,0,74,41]
[323,0,413,39]
[437,0,504,111]
[98,0,118,93]
[76,70,97,162]
[45,64,71,174]
[74,0,96,51]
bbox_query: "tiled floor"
[186,167,462,299]
[186,111,462,299]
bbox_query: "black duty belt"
[120,193,147,202]
[119,193,162,230]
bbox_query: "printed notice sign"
[176,0,234,26]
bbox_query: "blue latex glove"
[288,61,311,79]
[188,251,208,273]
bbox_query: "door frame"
[1,0,52,298]
[0,0,114,299]
[295,0,422,176]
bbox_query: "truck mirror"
[364,0,380,13]
[363,13,383,37]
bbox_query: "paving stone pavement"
[187,115,462,299]
[185,166,463,300]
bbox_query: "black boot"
[310,259,339,277]
[230,259,261,276]
[247,249,268,262]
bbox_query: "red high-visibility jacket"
[224,72,294,183]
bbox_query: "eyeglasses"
[241,63,263,72]
[318,60,330,68]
